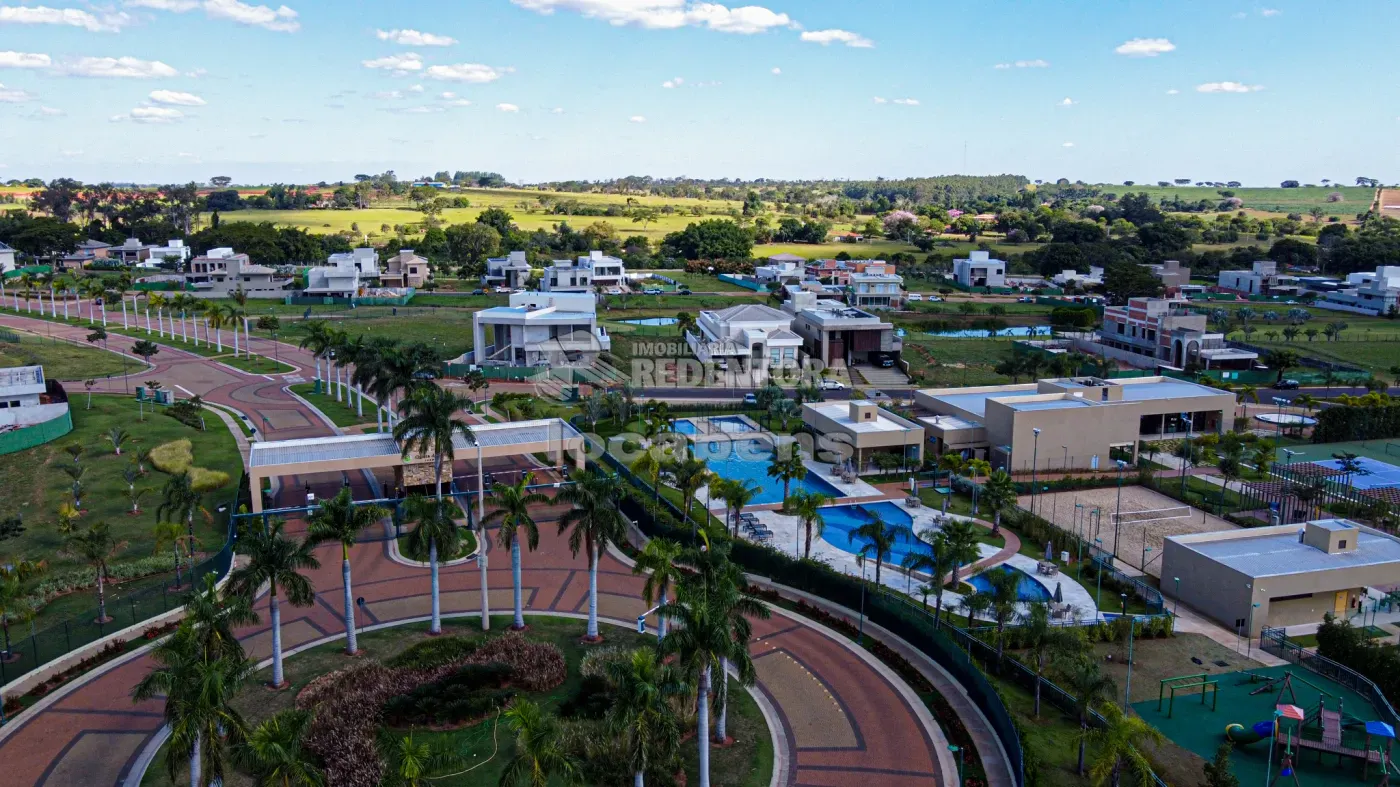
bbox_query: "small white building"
[1316,266,1400,316]
[472,291,610,368]
[484,251,533,290]
[305,253,372,298]
[1052,267,1104,288]
[1217,261,1301,297]
[187,248,292,299]
[0,242,14,274]
[953,251,1006,288]
[687,303,803,369]
[541,251,625,293]
[755,253,806,285]
[0,365,69,433]
[142,239,190,267]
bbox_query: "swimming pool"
[673,416,758,436]
[964,565,1053,602]
[817,502,929,565]
[928,325,1052,338]
[698,439,843,506]
[621,317,679,326]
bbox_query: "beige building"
[914,376,1234,472]
[381,250,429,288]
[1161,520,1400,636]
[801,400,924,472]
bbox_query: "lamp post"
[1031,427,1042,516]
[949,744,964,787]
[1123,592,1134,709]
[1142,545,1153,574]
[1074,502,1085,577]
[1272,396,1288,442]
[1173,576,1181,617]
[1094,538,1104,613]
[1113,459,1127,560]
[1062,444,1068,473]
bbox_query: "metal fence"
[1259,627,1400,730]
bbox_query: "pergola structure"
[246,418,587,514]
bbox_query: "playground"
[1136,666,1399,787]
[1020,484,1236,578]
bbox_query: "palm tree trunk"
[933,592,943,630]
[341,552,357,654]
[511,535,525,629]
[190,733,202,787]
[715,657,729,743]
[232,322,240,358]
[173,545,183,589]
[356,384,364,417]
[587,547,600,640]
[95,568,108,623]
[244,318,251,360]
[145,307,150,333]
[429,538,441,635]
[1033,664,1042,717]
[634,771,644,787]
[1077,724,1087,775]
[270,591,285,687]
[698,665,711,787]
[214,326,222,353]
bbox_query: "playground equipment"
[1158,673,1220,719]
[1227,720,1276,745]
[1237,669,1333,707]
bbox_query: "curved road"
[0,309,965,787]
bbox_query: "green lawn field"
[1096,184,1376,215]
[0,330,138,380]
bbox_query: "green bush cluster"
[385,635,479,670]
[381,662,515,727]
[25,553,179,610]
[1313,400,1400,444]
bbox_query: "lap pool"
[674,416,758,436]
[964,565,1053,602]
[817,501,930,566]
[697,438,843,506]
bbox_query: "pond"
[620,317,679,326]
[928,325,1054,338]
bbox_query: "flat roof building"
[915,376,1234,472]
[485,250,532,290]
[784,288,901,370]
[1162,519,1400,636]
[953,251,1006,289]
[471,291,610,368]
[687,303,802,369]
[802,400,925,472]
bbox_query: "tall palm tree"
[984,567,1024,664]
[151,520,192,589]
[482,475,549,631]
[965,457,992,514]
[133,625,254,787]
[629,447,664,509]
[787,489,832,559]
[297,319,333,389]
[230,288,253,357]
[981,468,1017,535]
[670,457,712,529]
[606,649,687,787]
[393,384,475,503]
[380,732,464,787]
[1020,601,1078,717]
[147,292,167,337]
[226,518,320,688]
[557,468,625,641]
[1089,701,1166,787]
[713,477,758,537]
[221,301,248,357]
[307,488,388,655]
[766,443,807,509]
[62,522,126,624]
[657,588,729,787]
[203,299,226,352]
[234,709,325,787]
[1059,658,1118,776]
[853,510,912,590]
[0,558,45,661]
[633,538,684,639]
[942,518,982,585]
[498,699,580,787]
[400,494,462,636]
[687,546,768,745]
[158,471,204,549]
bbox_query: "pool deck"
[699,457,885,509]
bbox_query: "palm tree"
[498,698,580,787]
[853,510,912,590]
[158,471,204,549]
[630,447,665,509]
[900,530,953,622]
[1060,658,1118,776]
[226,518,319,688]
[307,488,388,655]
[151,520,192,589]
[766,442,807,510]
[787,489,832,559]
[981,468,1017,535]
[59,462,86,507]
[234,709,325,786]
[62,522,126,624]
[133,625,254,787]
[941,518,982,586]
[380,732,464,787]
[297,320,333,388]
[657,590,729,787]
[965,457,992,514]
[482,475,548,631]
[606,649,686,787]
[105,426,130,456]
[203,299,226,352]
[393,384,475,503]
[1089,701,1167,787]
[633,538,684,639]
[396,495,462,637]
[1020,601,1077,717]
[147,292,167,337]
[959,588,993,627]
[221,301,248,357]
[715,477,758,537]
[670,457,712,529]
[557,469,625,641]
[0,558,45,661]
[985,567,1023,664]
[676,311,696,337]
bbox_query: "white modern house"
[0,242,14,274]
[304,251,376,298]
[328,248,380,276]
[472,291,611,368]
[541,251,626,293]
[0,365,69,435]
[1217,260,1301,297]
[142,239,190,268]
[953,251,1006,288]
[848,270,905,310]
[1316,266,1400,316]
[755,253,806,285]
[686,303,803,369]
[1052,267,1104,288]
[484,251,533,290]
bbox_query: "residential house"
[142,240,191,268]
[847,267,905,310]
[802,400,925,472]
[784,288,902,371]
[686,303,803,369]
[58,239,113,271]
[0,365,69,432]
[755,254,805,285]
[187,247,292,298]
[109,238,152,265]
[305,257,367,299]
[380,250,428,289]
[0,242,14,274]
[1083,296,1257,372]
[804,258,896,287]
[484,251,533,290]
[953,251,1006,288]
[1315,266,1400,316]
[1217,261,1302,297]
[1051,267,1104,288]
[327,248,380,277]
[471,291,610,368]
[1144,259,1191,291]
[540,251,626,293]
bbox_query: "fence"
[0,473,246,693]
[283,292,414,307]
[0,408,72,455]
[1259,627,1400,730]
[717,274,767,292]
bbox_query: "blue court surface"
[1310,455,1400,490]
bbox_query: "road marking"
[261,374,274,381]
[175,384,195,397]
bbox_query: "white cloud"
[1062,142,1074,148]
[402,105,446,114]
[871,96,887,104]
[371,90,404,100]
[1197,81,1264,93]
[362,53,423,73]
[551,106,564,113]
[445,98,472,107]
[408,84,424,93]
[1059,97,1076,107]
[125,0,201,10]
[1166,88,1180,95]
[185,67,207,78]
[113,106,186,123]
[892,98,918,106]
[629,115,646,123]
[662,76,683,88]
[375,28,456,46]
[0,51,53,69]
[149,89,206,106]
[511,0,794,34]
[425,63,511,82]
[1261,8,1281,16]
[771,67,781,75]
[61,57,179,78]
[37,106,63,115]
[994,59,1049,69]
[203,0,299,32]
[496,102,520,112]
[800,28,873,48]
[1115,38,1175,57]
[0,83,35,102]
[439,91,456,99]
[0,5,130,33]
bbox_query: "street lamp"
[1094,538,1104,612]
[1272,396,1289,443]
[948,744,964,787]
[1173,576,1181,617]
[1062,444,1068,472]
[1113,459,1127,560]
[1142,545,1153,574]
[1122,592,1135,708]
[1031,427,1042,516]
[1248,601,1261,658]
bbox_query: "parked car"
[927,295,944,302]
[676,289,692,296]
[819,378,847,390]
[878,356,895,368]
[643,288,664,295]
[743,393,758,405]
[1276,379,1301,390]
[1018,296,1035,303]
[907,293,924,302]
[471,289,485,295]
[493,286,512,293]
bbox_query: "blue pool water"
[817,502,930,565]
[698,439,843,506]
[964,566,1053,602]
[929,325,1052,338]
[621,317,679,326]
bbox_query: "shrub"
[381,663,515,727]
[559,674,613,720]
[149,439,193,474]
[386,635,479,670]
[579,645,633,681]
[189,467,230,492]
[468,632,565,692]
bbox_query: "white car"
[907,293,924,302]
[819,379,847,390]
[493,286,512,293]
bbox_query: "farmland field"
[1096,184,1376,216]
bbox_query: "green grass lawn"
[289,383,376,427]
[215,352,296,375]
[902,334,1017,388]
[0,394,241,566]
[1249,338,1400,377]
[0,330,137,380]
[140,616,772,787]
[1106,184,1375,216]
[1287,625,1390,648]
[633,269,753,292]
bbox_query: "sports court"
[1018,484,1236,578]
[1135,665,1399,787]
[1273,439,1400,466]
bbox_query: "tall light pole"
[1113,459,1127,560]
[856,554,867,646]
[1031,427,1042,517]
[1094,538,1104,613]
[1272,396,1288,443]
[1062,444,1068,473]
[1122,593,1134,708]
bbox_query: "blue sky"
[1,0,1396,185]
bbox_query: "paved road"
[0,309,969,787]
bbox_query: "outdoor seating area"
[738,511,773,543]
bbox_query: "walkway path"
[0,311,964,787]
